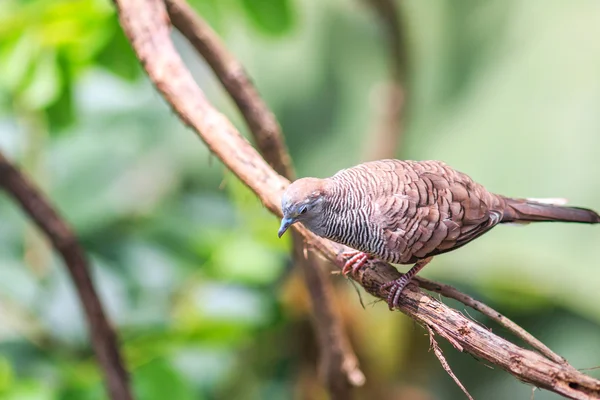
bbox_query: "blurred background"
[1,0,600,398]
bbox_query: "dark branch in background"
[294,248,365,394]
[363,0,406,161]
[0,152,132,400]
[114,0,600,398]
[163,0,364,396]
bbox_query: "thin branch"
[163,0,364,393]
[363,0,406,160]
[427,326,474,400]
[415,276,567,365]
[113,1,600,398]
[164,0,293,178]
[0,151,132,400]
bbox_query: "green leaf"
[0,32,38,92]
[239,0,294,36]
[0,358,14,394]
[19,49,61,109]
[95,19,142,81]
[134,358,196,400]
[210,235,284,284]
[1,380,55,400]
[46,51,75,131]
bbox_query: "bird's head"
[278,177,327,238]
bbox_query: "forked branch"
[163,0,365,395]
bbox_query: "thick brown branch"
[114,1,600,398]
[163,0,364,393]
[0,152,132,400]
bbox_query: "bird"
[277,159,600,310]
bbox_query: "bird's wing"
[370,160,505,263]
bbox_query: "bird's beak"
[278,217,294,238]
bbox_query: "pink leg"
[381,257,433,310]
[341,250,373,276]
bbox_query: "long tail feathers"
[502,197,600,224]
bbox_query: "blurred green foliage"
[1,0,600,399]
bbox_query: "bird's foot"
[380,257,433,310]
[341,251,373,276]
[381,276,412,310]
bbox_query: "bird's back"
[325,159,507,264]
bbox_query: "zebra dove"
[277,159,600,309]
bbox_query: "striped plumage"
[278,159,600,309]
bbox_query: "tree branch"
[415,275,567,365]
[295,245,365,395]
[164,0,292,178]
[113,0,600,398]
[0,152,132,400]
[163,0,365,395]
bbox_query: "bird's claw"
[381,276,411,310]
[341,251,372,276]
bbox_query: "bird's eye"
[299,205,308,214]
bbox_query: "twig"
[427,326,474,400]
[414,276,567,365]
[163,0,365,393]
[113,1,600,397]
[0,151,132,400]
[363,0,406,160]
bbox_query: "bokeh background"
[1,0,600,399]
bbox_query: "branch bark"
[0,152,132,400]
[163,0,365,396]
[114,0,600,398]
[415,275,566,365]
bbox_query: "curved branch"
[0,152,132,400]
[113,0,600,398]
[164,0,292,178]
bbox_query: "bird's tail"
[501,197,600,224]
